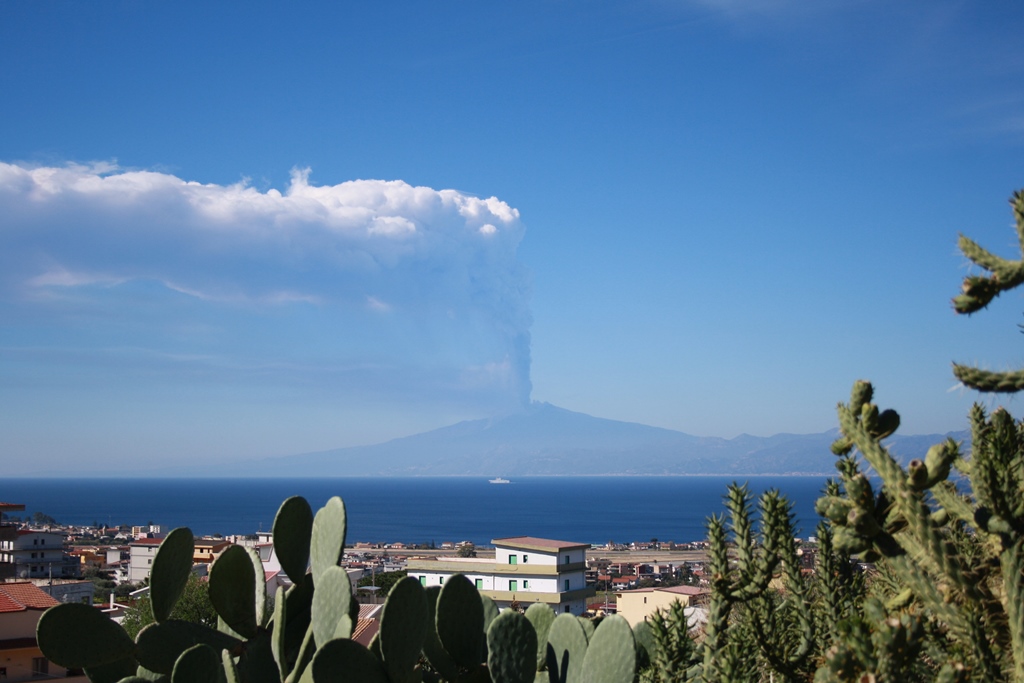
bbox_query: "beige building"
[0,582,68,681]
[615,585,709,627]
[407,537,594,615]
[193,539,232,564]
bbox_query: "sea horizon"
[0,475,833,547]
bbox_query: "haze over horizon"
[2,1,1023,474]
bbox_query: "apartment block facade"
[2,530,76,580]
[407,536,594,615]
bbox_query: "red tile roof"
[0,582,60,613]
[0,593,21,613]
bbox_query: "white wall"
[13,532,63,551]
[413,571,495,590]
[129,545,159,582]
[493,575,556,592]
[495,547,557,566]
[0,610,39,639]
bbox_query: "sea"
[1,476,832,546]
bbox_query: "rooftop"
[0,582,60,613]
[617,585,708,596]
[491,536,590,552]
[130,538,163,546]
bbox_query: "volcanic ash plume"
[0,162,533,412]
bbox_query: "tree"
[31,511,57,525]
[456,543,477,558]
[121,573,216,640]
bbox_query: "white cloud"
[0,161,533,410]
[366,296,392,312]
[27,265,126,289]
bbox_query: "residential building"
[132,525,161,538]
[32,579,95,606]
[193,539,232,565]
[4,530,77,580]
[407,536,595,615]
[68,547,108,571]
[0,582,67,681]
[614,585,710,627]
[128,538,163,583]
[0,503,26,580]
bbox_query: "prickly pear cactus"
[487,610,537,683]
[579,616,635,683]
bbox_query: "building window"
[33,539,38,545]
[564,579,570,591]
[644,597,647,604]
[523,555,529,563]
[439,577,444,585]
[523,580,529,589]
[40,539,45,545]
[509,554,517,565]
[509,580,518,592]
[419,576,426,586]
[32,657,49,677]
[563,555,570,564]
[475,579,483,589]
[31,552,36,559]
[563,605,570,613]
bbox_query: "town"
[0,498,825,682]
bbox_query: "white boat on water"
[489,477,511,484]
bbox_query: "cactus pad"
[379,576,429,683]
[37,602,136,669]
[310,496,347,584]
[579,616,635,683]
[171,643,224,683]
[525,603,555,670]
[272,496,314,584]
[436,574,485,669]
[311,565,353,646]
[209,545,259,639]
[149,527,196,624]
[487,610,538,683]
[545,613,588,683]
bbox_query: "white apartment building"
[407,537,594,615]
[1,530,69,580]
[128,537,162,583]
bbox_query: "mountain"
[228,402,968,477]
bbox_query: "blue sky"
[2,1,1023,473]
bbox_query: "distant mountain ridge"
[232,402,968,477]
